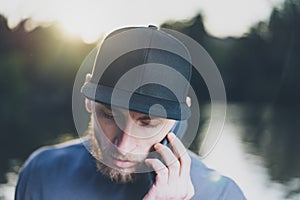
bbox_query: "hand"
[143,132,195,200]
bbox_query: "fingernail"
[144,159,153,167]
[168,132,175,139]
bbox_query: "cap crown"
[82,26,192,120]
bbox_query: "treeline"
[0,0,299,183]
[163,0,300,105]
[0,17,95,181]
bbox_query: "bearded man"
[15,26,246,200]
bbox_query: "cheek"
[138,127,170,152]
[153,122,173,140]
[94,119,120,142]
[151,129,168,143]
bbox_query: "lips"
[112,158,137,168]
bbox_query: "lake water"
[1,104,299,200]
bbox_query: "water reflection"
[202,104,300,200]
[240,104,300,199]
[0,171,18,200]
[1,104,299,199]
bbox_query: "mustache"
[102,144,146,162]
[91,130,146,162]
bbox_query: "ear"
[84,73,92,113]
[186,96,191,107]
[85,98,92,113]
[85,73,92,83]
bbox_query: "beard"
[88,119,148,183]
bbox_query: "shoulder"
[188,150,246,200]
[15,139,92,200]
[18,138,94,179]
[23,138,89,168]
[22,138,97,179]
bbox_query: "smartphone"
[160,120,187,145]
[148,120,187,185]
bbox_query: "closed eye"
[139,118,161,128]
[101,112,114,120]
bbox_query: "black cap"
[81,26,192,120]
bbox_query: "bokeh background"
[0,0,299,199]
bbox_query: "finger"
[145,158,168,185]
[185,180,195,200]
[167,132,186,158]
[154,143,180,183]
[167,132,191,177]
[154,143,178,165]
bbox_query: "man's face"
[88,102,175,182]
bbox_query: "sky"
[0,0,284,43]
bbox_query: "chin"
[89,127,141,183]
[95,161,138,183]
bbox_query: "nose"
[114,122,137,154]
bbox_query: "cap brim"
[81,82,190,120]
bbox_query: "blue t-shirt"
[15,139,246,200]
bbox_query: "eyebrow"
[95,103,112,111]
[100,103,160,120]
[103,104,112,110]
[138,116,151,120]
[138,115,159,121]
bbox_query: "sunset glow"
[0,0,284,43]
